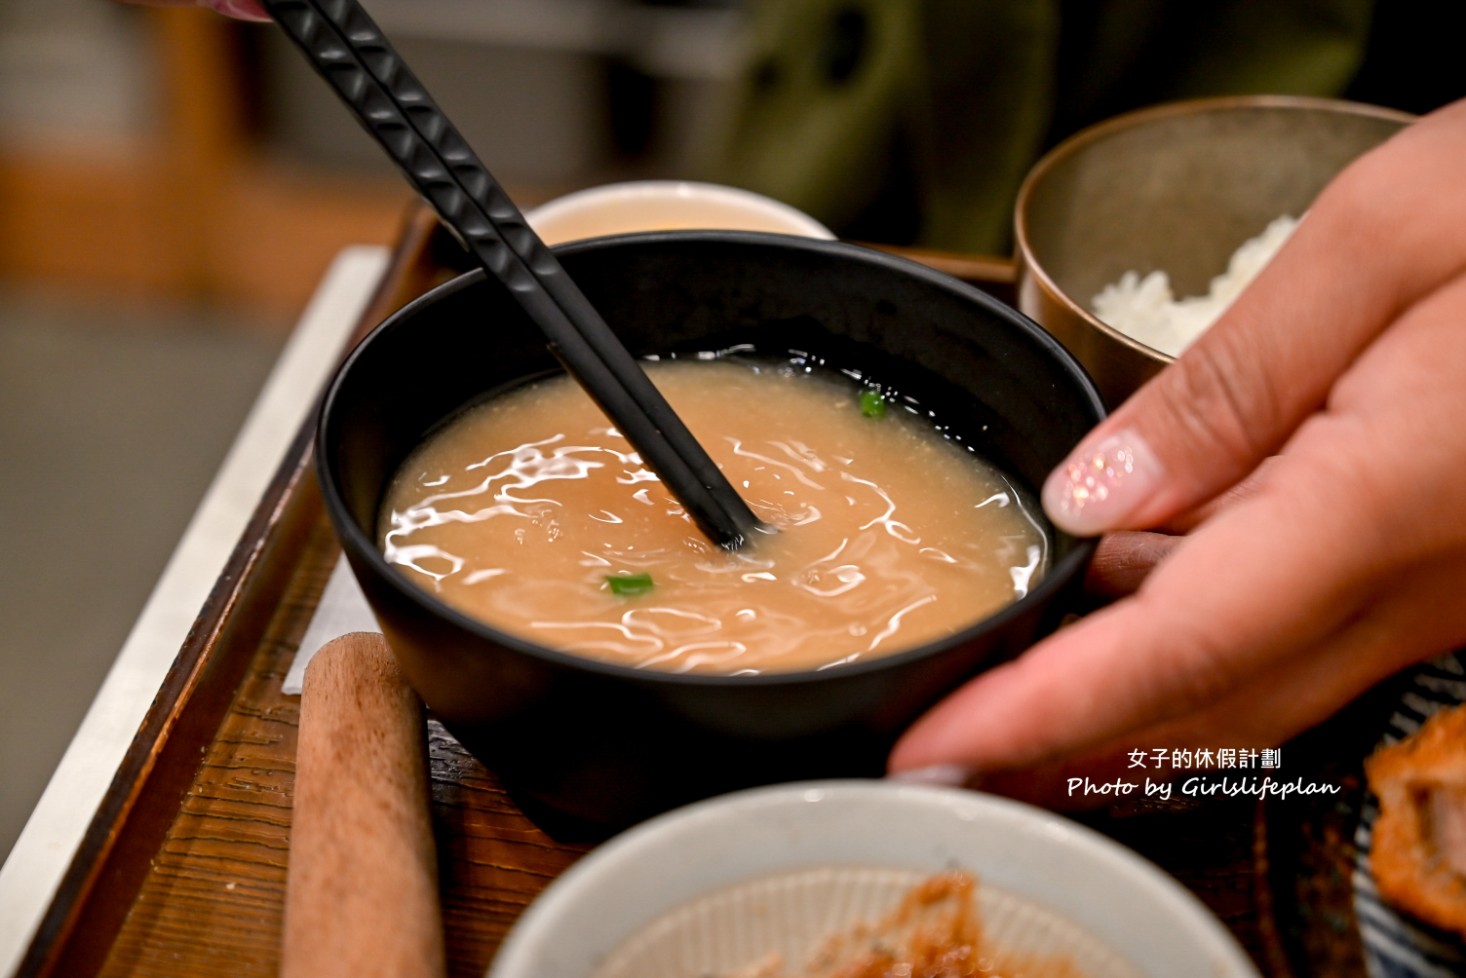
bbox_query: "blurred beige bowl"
[526,179,834,245]
[1014,95,1413,407]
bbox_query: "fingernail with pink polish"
[206,0,271,21]
[1042,429,1162,536]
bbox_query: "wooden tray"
[16,208,1278,978]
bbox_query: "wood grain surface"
[93,524,588,978]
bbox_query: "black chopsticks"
[259,0,763,550]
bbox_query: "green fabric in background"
[702,0,1440,255]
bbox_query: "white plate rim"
[487,779,1261,978]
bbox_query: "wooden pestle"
[281,632,446,978]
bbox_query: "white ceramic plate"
[487,780,1261,978]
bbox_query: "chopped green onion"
[859,389,887,418]
[606,572,655,596]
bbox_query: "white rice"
[1090,214,1299,357]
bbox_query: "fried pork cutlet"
[1366,703,1466,937]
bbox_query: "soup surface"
[379,358,1046,674]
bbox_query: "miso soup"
[379,357,1046,674]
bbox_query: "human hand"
[889,97,1466,807]
[112,0,269,21]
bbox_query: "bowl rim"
[316,230,1104,688]
[1013,94,1418,366]
[525,179,837,242]
[486,779,1263,978]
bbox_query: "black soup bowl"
[317,231,1105,831]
